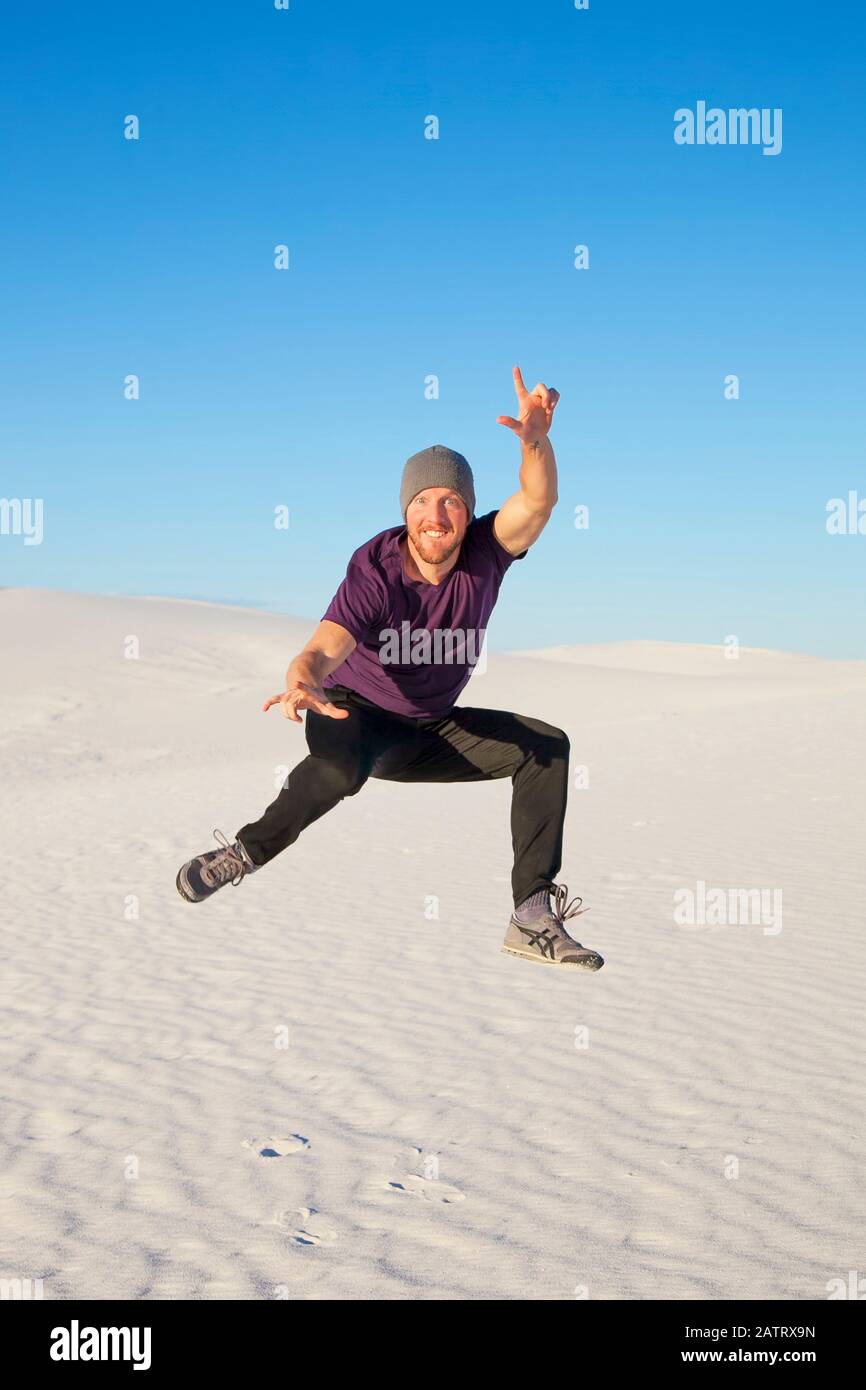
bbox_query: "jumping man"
[176,366,604,972]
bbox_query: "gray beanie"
[400,445,475,522]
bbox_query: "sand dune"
[2,587,864,1300]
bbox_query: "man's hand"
[262,681,350,722]
[496,365,560,444]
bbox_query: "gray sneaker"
[176,829,258,903]
[501,883,604,970]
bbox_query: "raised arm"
[494,364,560,556]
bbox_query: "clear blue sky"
[2,0,864,655]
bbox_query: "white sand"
[2,587,864,1300]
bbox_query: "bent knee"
[518,720,569,769]
[537,722,570,757]
[317,757,368,798]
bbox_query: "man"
[176,366,603,971]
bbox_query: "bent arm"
[285,619,357,690]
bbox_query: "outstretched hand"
[262,682,350,722]
[496,365,560,444]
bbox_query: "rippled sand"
[2,589,864,1299]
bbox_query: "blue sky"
[2,0,864,655]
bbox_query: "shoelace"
[551,882,590,925]
[207,829,248,887]
[517,883,590,959]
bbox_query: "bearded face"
[405,489,469,565]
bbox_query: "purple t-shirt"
[320,509,527,718]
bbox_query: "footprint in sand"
[242,1134,310,1158]
[274,1206,337,1246]
[386,1173,466,1203]
[384,1150,465,1203]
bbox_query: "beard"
[410,525,462,566]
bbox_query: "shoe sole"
[501,945,604,971]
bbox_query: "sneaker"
[176,829,257,903]
[501,883,604,970]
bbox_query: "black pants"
[236,684,570,909]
